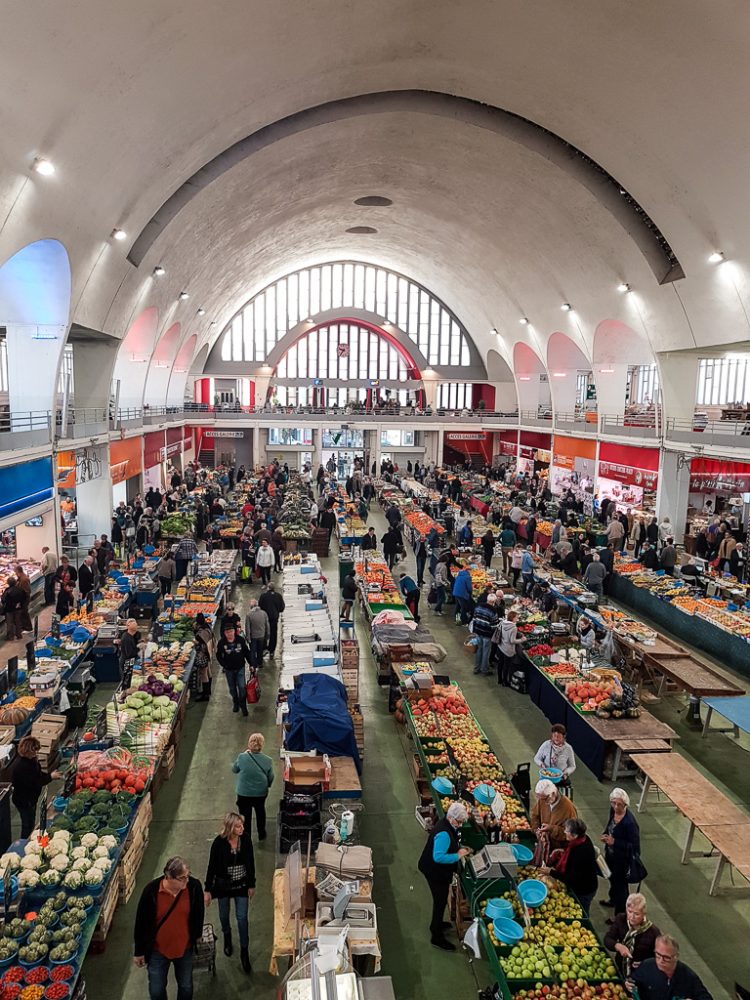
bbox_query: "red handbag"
[245,672,261,704]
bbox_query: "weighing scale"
[469,843,519,880]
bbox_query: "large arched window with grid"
[218,261,473,366]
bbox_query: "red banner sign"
[599,461,658,490]
[446,432,487,442]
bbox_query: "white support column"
[656,450,691,541]
[6,324,66,423]
[75,446,113,544]
[595,364,629,418]
[657,352,701,426]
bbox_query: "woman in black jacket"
[601,787,642,914]
[542,817,599,914]
[204,812,256,973]
[11,736,61,838]
[481,529,496,569]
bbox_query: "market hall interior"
[3,3,750,1000]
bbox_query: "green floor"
[82,510,746,1000]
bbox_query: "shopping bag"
[245,672,261,704]
[595,848,611,879]
[426,585,438,605]
[627,851,648,885]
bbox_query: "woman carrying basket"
[204,812,256,974]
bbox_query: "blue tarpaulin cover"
[284,673,361,772]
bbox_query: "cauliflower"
[0,853,21,872]
[71,858,89,872]
[80,833,99,849]
[24,840,43,856]
[20,855,42,870]
[92,846,109,860]
[45,841,68,859]
[90,858,112,874]
[70,846,89,860]
[18,870,40,888]
[99,836,117,851]
[40,869,61,886]
[63,870,83,890]
[51,830,71,842]
[50,855,70,872]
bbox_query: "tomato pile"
[22,970,47,985]
[43,985,70,1000]
[526,643,554,658]
[48,970,73,984]
[72,765,147,795]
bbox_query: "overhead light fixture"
[306,317,314,323]
[111,228,127,241]
[552,372,567,377]
[32,157,55,176]
[196,307,205,316]
[708,251,725,264]
[153,265,166,276]
[490,327,498,336]
[599,367,615,374]
[617,282,631,293]
[561,302,572,312]
[519,317,529,326]
[178,291,189,300]
[209,321,216,327]
[518,376,531,381]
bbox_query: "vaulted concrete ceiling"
[1,0,749,374]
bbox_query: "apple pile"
[524,918,598,950]
[513,983,628,999]
[554,948,618,982]
[412,711,481,739]
[564,679,616,712]
[498,942,557,980]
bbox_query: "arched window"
[218,261,472,366]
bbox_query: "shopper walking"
[659,537,677,576]
[204,812,255,973]
[418,801,472,951]
[481,529,495,569]
[258,582,285,656]
[255,539,274,585]
[340,571,358,621]
[156,551,177,597]
[452,566,474,625]
[510,543,524,588]
[192,613,215,702]
[78,556,96,599]
[11,735,61,838]
[174,534,198,582]
[14,565,33,632]
[244,600,269,668]
[399,572,422,622]
[500,525,516,575]
[583,552,607,599]
[471,593,499,675]
[40,547,58,606]
[521,545,535,596]
[1,577,25,640]
[632,935,713,1000]
[381,525,404,569]
[270,528,284,572]
[541,818,598,915]
[433,560,448,615]
[600,787,642,915]
[413,534,428,586]
[232,732,275,840]
[496,611,520,687]
[531,779,578,854]
[216,624,254,716]
[133,856,205,1000]
[119,619,143,677]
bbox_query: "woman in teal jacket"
[232,732,274,841]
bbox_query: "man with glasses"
[630,934,712,1000]
[134,856,205,1000]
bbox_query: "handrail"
[666,415,750,440]
[0,410,52,433]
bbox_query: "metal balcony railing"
[554,411,598,432]
[0,410,52,433]
[600,411,659,438]
[666,415,750,446]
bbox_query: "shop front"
[267,427,314,471]
[0,457,56,607]
[322,428,364,478]
[597,442,659,516]
[110,436,143,507]
[686,456,750,550]
[204,429,252,468]
[143,431,165,493]
[550,434,596,496]
[518,430,552,477]
[442,431,493,467]
[494,430,518,467]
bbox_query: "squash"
[0,706,29,727]
[394,709,405,725]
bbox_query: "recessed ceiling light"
[518,376,531,381]
[561,302,572,312]
[32,157,55,176]
[708,251,725,264]
[196,307,205,316]
[354,196,393,207]
[490,327,498,336]
[345,226,378,234]
[111,228,127,241]
[617,282,630,293]
[178,291,189,300]
[153,265,166,277]
[519,317,529,326]
[552,372,567,377]
[599,368,615,374]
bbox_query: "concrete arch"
[112,307,160,410]
[144,322,182,409]
[128,92,682,284]
[593,319,656,419]
[0,239,71,417]
[486,348,519,412]
[167,334,198,407]
[513,341,550,416]
[546,331,592,415]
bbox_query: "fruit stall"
[402,684,626,1000]
[354,556,411,621]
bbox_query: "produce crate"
[160,745,177,779]
[90,867,121,949]
[349,707,364,755]
[340,638,359,668]
[341,667,359,704]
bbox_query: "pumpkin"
[0,706,29,727]
[394,710,405,725]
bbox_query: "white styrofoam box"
[313,653,337,666]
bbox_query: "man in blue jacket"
[520,545,535,596]
[452,567,474,624]
[471,594,500,675]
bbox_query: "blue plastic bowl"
[431,776,455,796]
[473,782,496,805]
[53,796,68,811]
[493,917,525,943]
[538,766,563,784]
[485,897,514,921]
[510,843,534,864]
[517,878,548,908]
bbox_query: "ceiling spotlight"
[111,228,127,241]
[490,327,498,336]
[519,317,529,326]
[617,282,631,293]
[32,157,55,176]
[196,307,205,316]
[708,251,725,264]
[153,265,166,276]
[306,317,314,323]
[561,302,572,312]
[552,372,567,377]
[178,291,189,300]
[599,368,615,374]
[518,375,531,381]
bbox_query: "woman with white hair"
[604,892,660,977]
[417,801,472,951]
[600,787,642,915]
[530,778,578,853]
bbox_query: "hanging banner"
[56,451,76,491]
[689,457,750,493]
[0,458,54,520]
[109,437,143,486]
[143,431,166,469]
[599,462,658,490]
[204,430,245,439]
[166,427,182,458]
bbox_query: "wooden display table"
[633,752,750,895]
[611,737,672,780]
[619,632,745,699]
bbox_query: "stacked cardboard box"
[31,713,67,772]
[340,638,359,704]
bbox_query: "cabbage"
[63,870,83,889]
